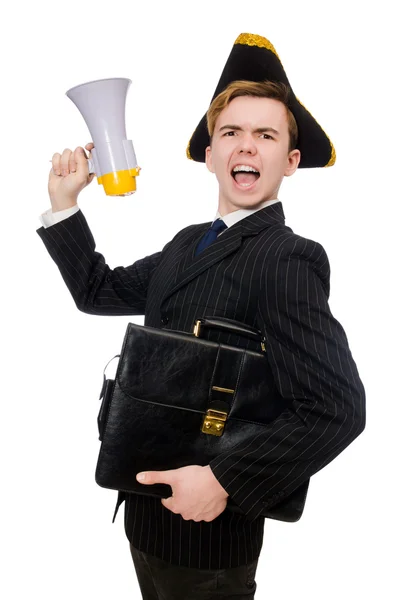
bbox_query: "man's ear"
[284,149,301,177]
[205,146,215,173]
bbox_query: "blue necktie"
[195,218,227,256]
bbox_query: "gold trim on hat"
[325,143,336,167]
[186,133,193,159]
[234,33,281,61]
[295,95,336,167]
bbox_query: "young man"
[37,33,365,600]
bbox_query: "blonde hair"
[206,80,298,152]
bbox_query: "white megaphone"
[65,77,140,196]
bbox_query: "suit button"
[161,315,169,325]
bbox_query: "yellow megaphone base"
[97,167,141,196]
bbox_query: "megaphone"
[65,77,140,196]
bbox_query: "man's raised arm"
[37,207,169,316]
[37,143,169,316]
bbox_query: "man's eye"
[224,131,235,136]
[261,134,274,140]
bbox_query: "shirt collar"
[213,198,281,230]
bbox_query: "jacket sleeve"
[209,237,366,520]
[36,208,170,316]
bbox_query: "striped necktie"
[195,218,227,256]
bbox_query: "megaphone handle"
[87,158,95,174]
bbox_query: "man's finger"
[74,147,89,170]
[136,470,175,485]
[161,496,173,507]
[161,496,178,514]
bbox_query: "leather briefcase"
[95,316,309,522]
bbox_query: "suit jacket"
[36,200,366,569]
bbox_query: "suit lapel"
[162,201,286,305]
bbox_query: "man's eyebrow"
[218,125,280,135]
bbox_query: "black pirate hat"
[187,33,335,168]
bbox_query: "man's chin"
[219,195,273,214]
[231,191,273,208]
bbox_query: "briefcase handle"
[193,316,266,351]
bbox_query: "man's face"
[205,96,301,215]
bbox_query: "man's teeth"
[232,165,259,173]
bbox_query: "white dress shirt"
[213,198,280,234]
[38,198,280,230]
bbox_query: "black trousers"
[130,544,259,600]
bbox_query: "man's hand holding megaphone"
[48,142,95,213]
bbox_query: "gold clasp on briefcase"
[193,319,202,337]
[201,408,228,436]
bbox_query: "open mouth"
[231,166,260,190]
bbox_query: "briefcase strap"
[103,353,120,378]
[99,354,120,401]
[202,344,245,436]
[99,354,120,400]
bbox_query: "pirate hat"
[187,33,335,168]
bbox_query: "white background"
[1,0,395,598]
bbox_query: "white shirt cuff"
[39,204,80,228]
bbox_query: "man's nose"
[237,134,257,154]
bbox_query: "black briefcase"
[95,316,309,522]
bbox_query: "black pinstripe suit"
[36,200,365,569]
